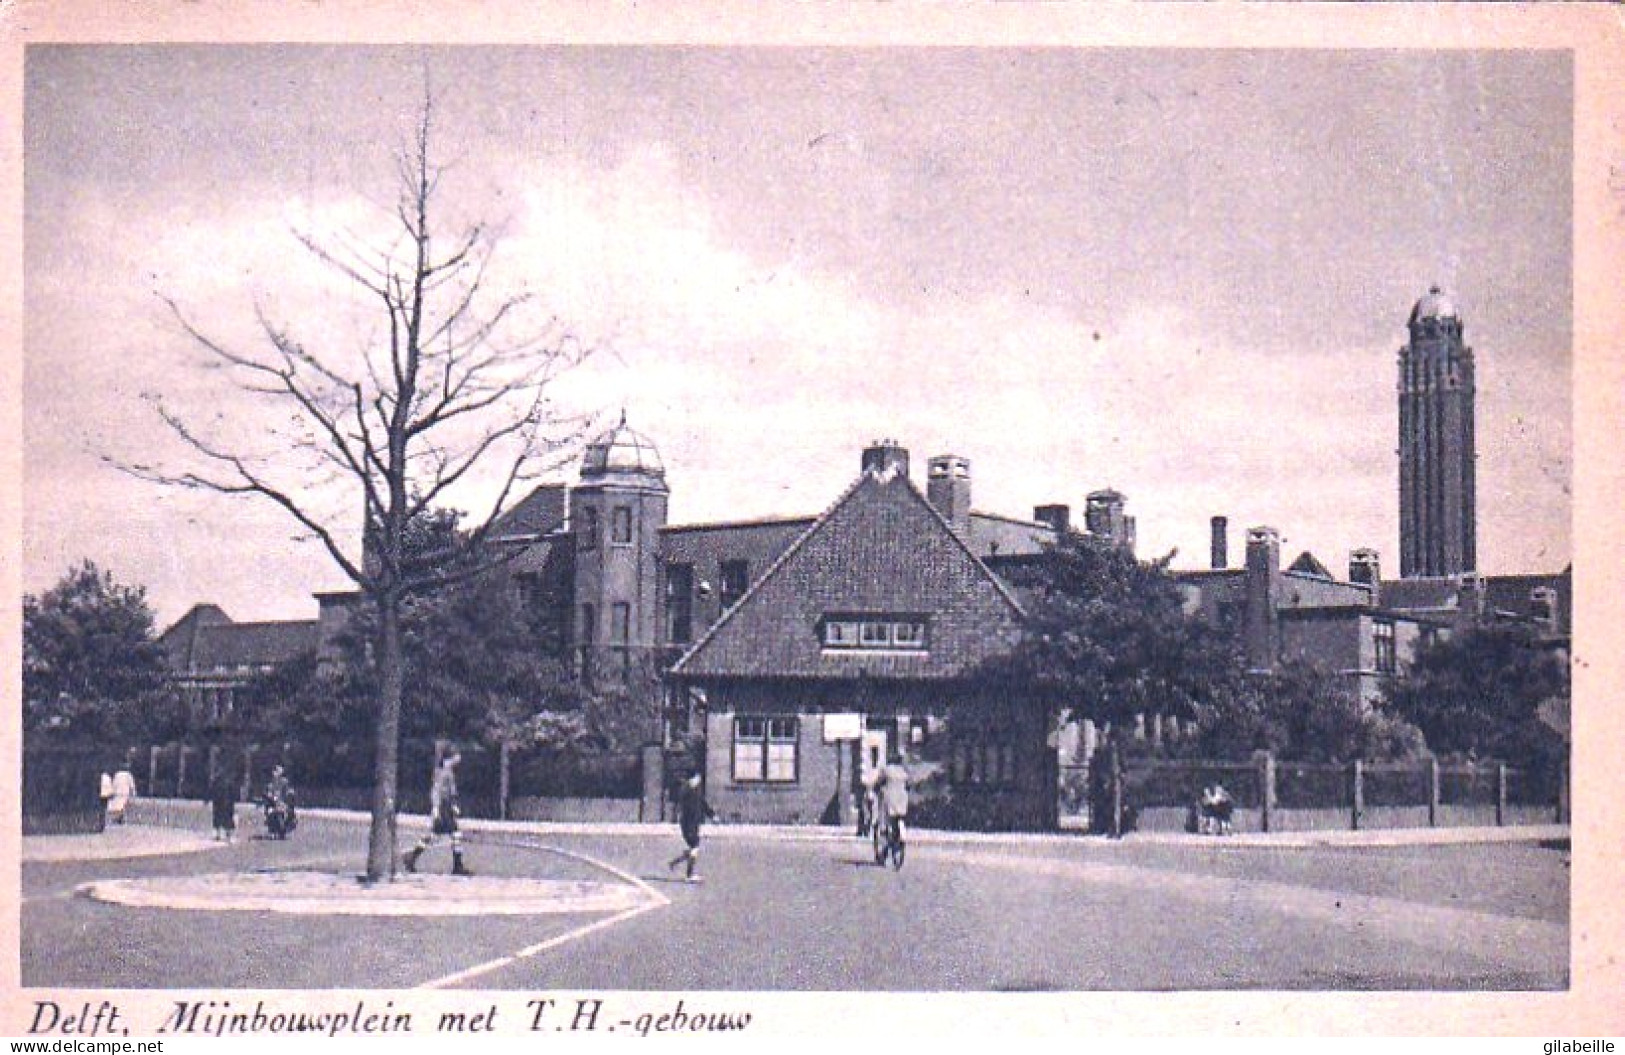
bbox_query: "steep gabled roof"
[1287,551,1333,579]
[673,469,1026,681]
[162,606,320,675]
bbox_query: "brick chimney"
[861,439,910,480]
[1244,526,1281,672]
[927,454,972,536]
[1349,548,1381,606]
[1033,504,1071,536]
[1210,516,1229,570]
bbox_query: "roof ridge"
[671,472,875,674]
[672,469,1027,676]
[896,474,1028,620]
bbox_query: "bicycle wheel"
[873,821,887,865]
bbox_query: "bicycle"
[872,813,905,870]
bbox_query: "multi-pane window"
[719,560,749,609]
[577,507,599,551]
[611,506,633,545]
[732,716,798,783]
[666,562,694,644]
[1374,620,1396,674]
[951,737,1017,788]
[821,616,929,651]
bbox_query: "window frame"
[731,715,799,784]
[950,734,1017,790]
[719,559,750,609]
[1374,619,1397,675]
[666,562,695,644]
[611,505,633,545]
[819,613,930,652]
[577,506,599,551]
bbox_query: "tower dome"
[580,412,666,483]
[1410,285,1458,323]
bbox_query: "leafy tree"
[121,92,592,880]
[1384,622,1568,765]
[985,535,1248,737]
[22,560,177,742]
[1189,659,1428,762]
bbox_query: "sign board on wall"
[822,713,863,742]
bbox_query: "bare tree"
[121,93,592,880]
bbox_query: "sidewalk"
[340,804,1571,851]
[136,798,1570,852]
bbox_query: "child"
[403,749,470,876]
[666,772,716,883]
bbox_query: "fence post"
[148,745,160,796]
[1259,751,1275,834]
[1109,742,1123,839]
[176,745,189,797]
[498,742,511,822]
[241,745,256,801]
[1496,763,1507,827]
[1558,755,1570,824]
[1428,757,1440,828]
[1351,760,1364,831]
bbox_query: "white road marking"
[415,837,671,990]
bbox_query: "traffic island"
[79,869,660,916]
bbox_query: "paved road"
[21,817,1568,991]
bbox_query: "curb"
[220,801,1568,852]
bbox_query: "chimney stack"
[1210,516,1229,570]
[1085,489,1133,550]
[1349,548,1381,605]
[861,439,910,480]
[927,454,972,536]
[1244,526,1282,672]
[1033,504,1071,536]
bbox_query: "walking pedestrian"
[98,768,114,828]
[666,771,716,883]
[403,748,471,876]
[107,761,137,826]
[208,762,237,843]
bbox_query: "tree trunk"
[365,596,404,881]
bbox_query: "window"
[951,736,1016,789]
[732,716,798,783]
[666,562,694,644]
[577,507,599,551]
[611,506,633,545]
[821,614,929,651]
[612,602,631,643]
[824,620,860,647]
[1374,620,1396,675]
[720,560,749,609]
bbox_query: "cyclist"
[875,754,910,862]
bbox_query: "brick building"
[159,287,1569,829]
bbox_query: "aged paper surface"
[2,0,1623,1038]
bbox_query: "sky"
[22,45,1573,626]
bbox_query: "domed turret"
[581,411,666,486]
[1409,285,1458,324]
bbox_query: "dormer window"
[821,614,929,652]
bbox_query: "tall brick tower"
[1398,286,1477,578]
